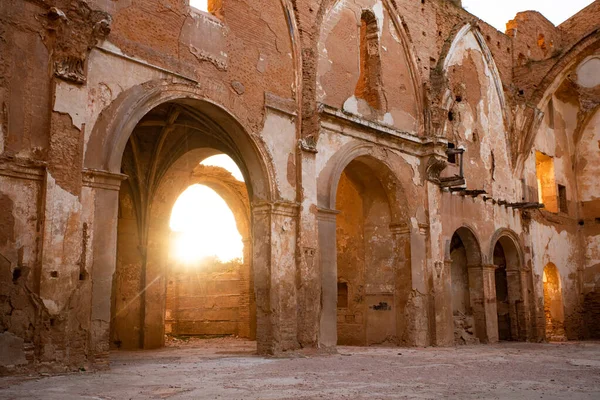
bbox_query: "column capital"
[252,201,300,217]
[82,168,127,191]
[0,158,46,181]
[483,264,499,270]
[316,207,340,222]
[467,263,494,270]
[389,223,410,235]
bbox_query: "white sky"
[462,0,595,32]
[190,0,208,11]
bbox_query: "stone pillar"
[433,260,454,346]
[252,202,299,354]
[297,147,319,347]
[317,207,339,349]
[468,264,498,343]
[238,237,255,339]
[483,265,499,343]
[143,218,169,349]
[410,224,430,346]
[83,169,126,366]
[513,269,531,341]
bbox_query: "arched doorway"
[449,227,484,344]
[493,243,511,340]
[318,150,411,348]
[543,263,566,341]
[164,159,252,341]
[110,102,258,350]
[84,90,284,356]
[335,158,398,346]
[492,233,528,342]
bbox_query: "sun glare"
[170,184,243,263]
[201,154,245,182]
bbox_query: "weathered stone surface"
[0,0,598,374]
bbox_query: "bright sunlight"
[170,184,243,264]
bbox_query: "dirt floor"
[1,338,600,399]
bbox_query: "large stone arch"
[432,23,513,197]
[85,79,276,202]
[432,23,509,137]
[317,141,412,218]
[315,0,424,133]
[86,80,290,358]
[317,141,416,348]
[514,32,600,173]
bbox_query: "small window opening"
[535,151,558,213]
[355,10,383,110]
[448,111,454,121]
[337,281,348,308]
[558,184,567,214]
[12,267,21,283]
[447,142,457,164]
[547,98,555,129]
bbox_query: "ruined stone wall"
[165,258,249,337]
[578,108,600,339]
[0,0,599,373]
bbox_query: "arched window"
[355,10,383,110]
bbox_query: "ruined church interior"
[1,0,600,398]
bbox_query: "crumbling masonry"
[1,0,599,373]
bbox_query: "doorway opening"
[165,176,250,340]
[543,263,566,341]
[493,243,511,340]
[492,235,528,341]
[450,228,482,344]
[110,101,258,351]
[334,157,406,346]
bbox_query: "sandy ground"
[1,338,600,399]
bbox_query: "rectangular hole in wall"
[535,151,558,213]
[337,282,348,308]
[547,98,555,129]
[447,142,457,164]
[558,184,567,214]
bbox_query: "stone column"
[467,264,498,343]
[252,201,299,354]
[512,269,531,341]
[143,218,170,349]
[297,146,319,347]
[432,259,454,346]
[483,264,499,343]
[390,224,410,344]
[317,207,339,349]
[238,237,254,339]
[83,169,126,366]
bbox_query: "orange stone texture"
[0,0,599,374]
